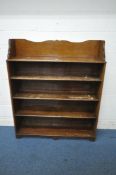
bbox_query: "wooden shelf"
[13,92,99,101]
[15,109,96,119]
[16,127,95,138]
[7,39,105,63]
[7,57,106,63]
[11,75,101,81]
[7,39,106,140]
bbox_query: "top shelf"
[7,57,106,63]
[7,39,105,63]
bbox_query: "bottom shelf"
[16,127,95,139]
[15,116,96,139]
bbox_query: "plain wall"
[0,15,116,128]
[0,0,116,15]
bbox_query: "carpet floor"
[0,127,116,175]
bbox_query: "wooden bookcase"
[7,39,106,140]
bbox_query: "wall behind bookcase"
[0,16,116,128]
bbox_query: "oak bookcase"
[7,39,106,140]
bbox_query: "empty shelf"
[13,92,99,101]
[16,127,95,138]
[11,75,101,81]
[8,56,105,63]
[15,110,96,119]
